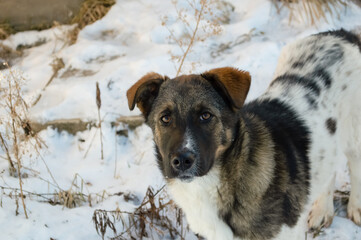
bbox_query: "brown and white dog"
[127,29,361,239]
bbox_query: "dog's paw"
[307,198,334,230]
[347,199,361,226]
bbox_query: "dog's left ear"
[201,67,251,109]
[127,72,167,118]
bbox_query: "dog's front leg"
[186,212,235,240]
[307,174,335,230]
[346,150,361,226]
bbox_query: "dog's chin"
[178,174,194,183]
[163,172,196,183]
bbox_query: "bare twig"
[84,128,99,159]
[0,133,16,175]
[176,1,205,76]
[33,146,60,189]
[164,0,222,75]
[1,186,58,203]
[114,131,117,178]
[32,58,65,106]
[12,121,28,218]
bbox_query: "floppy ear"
[201,67,251,109]
[127,72,167,117]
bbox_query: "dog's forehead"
[166,74,205,88]
[155,74,223,109]
[162,74,212,95]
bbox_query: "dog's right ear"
[127,72,166,118]
[201,67,251,110]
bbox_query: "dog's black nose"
[171,151,195,172]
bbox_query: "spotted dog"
[127,29,361,240]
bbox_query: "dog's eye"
[200,112,212,122]
[160,115,172,124]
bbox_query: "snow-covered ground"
[1,0,361,239]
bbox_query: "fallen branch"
[27,115,144,135]
[29,118,96,135]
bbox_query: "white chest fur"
[167,168,235,240]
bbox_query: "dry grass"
[0,63,45,218]
[0,64,97,218]
[69,0,115,45]
[273,0,349,25]
[93,186,189,240]
[71,0,115,29]
[53,174,88,208]
[0,23,15,40]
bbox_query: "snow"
[1,0,361,239]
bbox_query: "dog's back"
[258,29,361,236]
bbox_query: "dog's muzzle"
[171,150,196,180]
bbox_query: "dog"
[126,29,361,240]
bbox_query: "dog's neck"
[216,113,277,235]
[219,113,276,195]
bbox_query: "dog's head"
[127,67,251,182]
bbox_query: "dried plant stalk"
[96,82,104,160]
[0,132,16,175]
[13,135,28,218]
[32,58,65,106]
